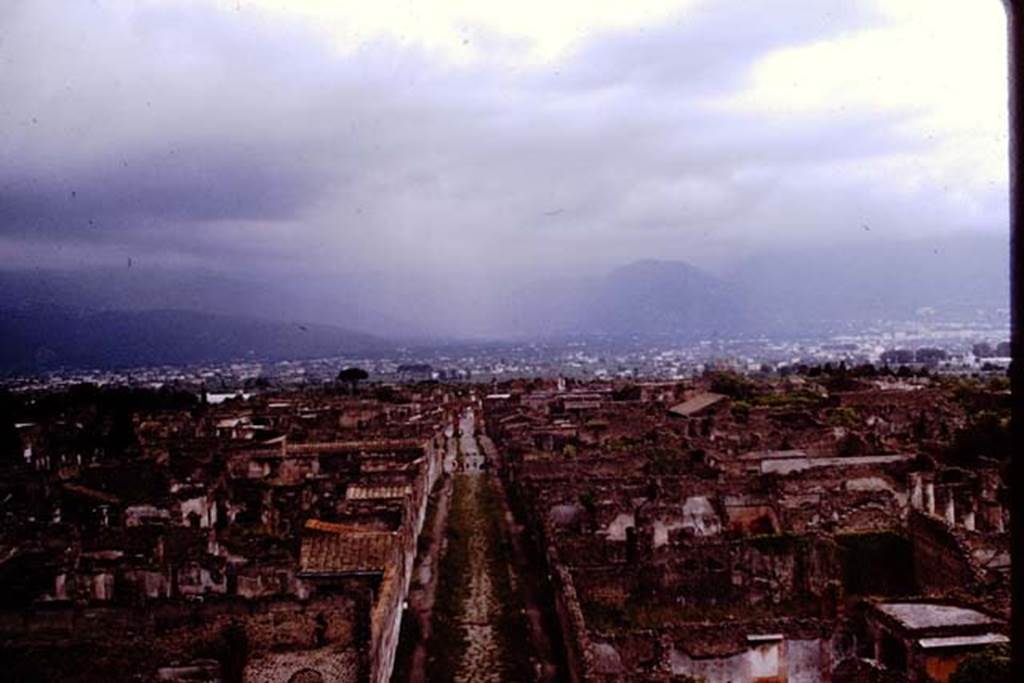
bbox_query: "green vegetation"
[336,366,369,394]
[835,433,867,457]
[424,475,532,682]
[646,446,687,475]
[579,489,597,517]
[947,410,1011,464]
[828,406,859,427]
[950,643,1010,683]
[479,476,534,682]
[425,478,472,683]
[708,369,829,408]
[941,376,1010,412]
[731,400,751,422]
[708,370,756,400]
[748,389,823,409]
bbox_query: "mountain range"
[508,233,1008,340]
[0,233,1008,371]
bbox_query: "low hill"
[0,307,385,372]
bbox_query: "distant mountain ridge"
[0,306,384,372]
[729,234,1008,333]
[506,234,1008,340]
[0,234,1008,369]
[573,259,749,338]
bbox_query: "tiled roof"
[62,483,122,506]
[286,439,422,455]
[918,633,1008,649]
[304,519,371,534]
[299,532,395,575]
[668,392,726,417]
[876,603,999,631]
[346,484,412,500]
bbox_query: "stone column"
[944,493,956,526]
[924,482,936,516]
[910,474,923,510]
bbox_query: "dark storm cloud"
[0,0,1006,335]
[1,2,334,247]
[0,0,890,254]
[0,140,326,235]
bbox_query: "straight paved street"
[393,405,566,682]
[459,409,486,473]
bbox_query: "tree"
[836,433,866,457]
[243,376,271,390]
[708,370,755,400]
[950,644,1010,683]
[336,367,369,394]
[881,348,915,365]
[947,411,1011,464]
[915,347,948,366]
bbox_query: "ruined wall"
[663,625,831,683]
[670,646,749,682]
[908,511,979,593]
[547,546,594,683]
[368,431,445,683]
[0,593,367,681]
[571,534,839,612]
[245,646,362,683]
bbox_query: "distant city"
[2,314,1010,393]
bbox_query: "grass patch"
[479,476,534,682]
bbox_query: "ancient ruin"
[0,368,1010,682]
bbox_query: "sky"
[0,0,1011,335]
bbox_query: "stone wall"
[908,511,979,593]
[544,544,593,683]
[367,429,445,683]
[571,533,839,611]
[0,593,367,681]
[245,646,362,683]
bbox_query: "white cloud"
[194,0,697,63]
[721,0,1008,198]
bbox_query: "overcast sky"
[0,0,1010,332]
